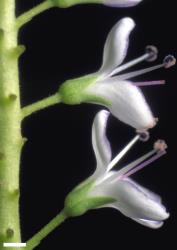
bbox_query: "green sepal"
[59,74,97,104]
[64,179,116,217]
[59,74,111,106]
[50,0,102,8]
[64,179,94,217]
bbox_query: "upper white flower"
[87,110,169,228]
[85,17,175,132]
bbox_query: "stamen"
[123,150,166,178]
[113,149,156,180]
[163,55,176,68]
[106,134,140,173]
[95,171,115,186]
[115,55,176,81]
[116,63,164,81]
[145,45,158,62]
[137,131,150,142]
[109,46,158,77]
[154,139,167,152]
[109,54,149,77]
[133,80,165,87]
[110,140,167,183]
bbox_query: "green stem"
[22,93,61,119]
[26,210,67,250]
[16,0,54,29]
[0,0,24,249]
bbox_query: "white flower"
[60,17,175,131]
[104,0,143,7]
[87,110,169,228]
[85,17,176,131]
[52,0,143,8]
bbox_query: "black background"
[17,0,176,249]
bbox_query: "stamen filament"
[116,63,164,81]
[114,149,156,180]
[109,53,150,77]
[106,135,139,173]
[96,171,115,186]
[123,151,166,178]
[133,80,165,87]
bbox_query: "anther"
[137,130,150,142]
[154,139,167,153]
[146,45,158,62]
[163,55,176,68]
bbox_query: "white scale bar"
[3,243,26,248]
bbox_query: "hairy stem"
[16,0,54,29]
[0,0,24,249]
[22,93,61,119]
[26,210,67,250]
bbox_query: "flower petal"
[106,178,169,221]
[128,179,162,204]
[92,110,112,175]
[87,79,156,130]
[99,18,135,77]
[132,218,164,229]
[104,0,142,7]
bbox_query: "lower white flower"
[80,110,169,228]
